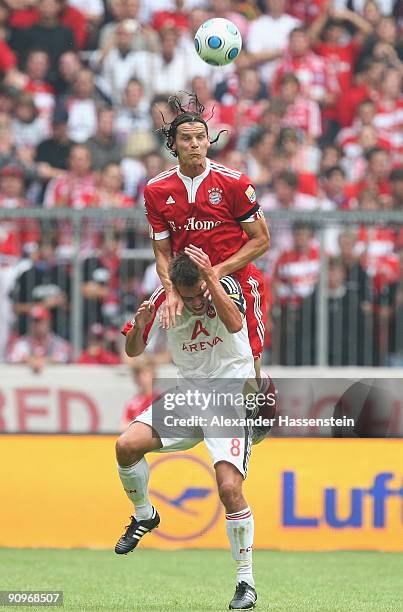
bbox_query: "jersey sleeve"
[219,276,246,315]
[231,174,262,223]
[121,286,166,345]
[144,185,170,241]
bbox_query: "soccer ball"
[194,18,242,66]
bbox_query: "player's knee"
[218,480,242,508]
[115,432,144,464]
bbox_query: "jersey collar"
[176,157,210,189]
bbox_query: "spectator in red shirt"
[278,72,322,143]
[0,164,39,262]
[373,68,403,160]
[214,67,267,142]
[78,323,121,365]
[337,99,377,151]
[121,357,156,429]
[234,68,268,136]
[309,6,372,94]
[348,146,392,204]
[152,0,189,34]
[336,57,384,128]
[273,222,319,365]
[341,123,392,183]
[7,305,72,373]
[273,26,339,106]
[286,0,326,25]
[23,49,55,128]
[95,162,134,209]
[44,143,96,209]
[42,144,100,253]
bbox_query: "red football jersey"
[274,245,320,306]
[144,159,262,277]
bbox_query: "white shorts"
[134,403,253,478]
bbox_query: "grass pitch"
[0,549,401,611]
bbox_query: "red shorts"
[234,264,266,359]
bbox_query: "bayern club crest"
[208,187,223,205]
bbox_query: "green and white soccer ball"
[194,17,242,66]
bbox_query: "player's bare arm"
[184,245,243,334]
[125,301,155,358]
[213,217,270,279]
[152,237,184,329]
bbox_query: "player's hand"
[159,287,183,330]
[184,245,216,281]
[133,301,155,329]
[200,281,211,299]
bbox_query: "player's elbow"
[125,345,135,358]
[125,339,143,358]
[259,229,270,254]
[126,347,143,358]
[250,229,270,258]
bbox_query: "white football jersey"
[123,276,255,381]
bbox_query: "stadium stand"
[0,0,401,366]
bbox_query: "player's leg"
[114,421,162,554]
[216,461,256,610]
[205,431,257,610]
[116,421,162,516]
[115,398,204,554]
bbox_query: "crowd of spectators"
[0,0,401,367]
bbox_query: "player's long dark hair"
[159,93,227,158]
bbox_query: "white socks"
[226,507,255,588]
[117,458,153,520]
